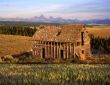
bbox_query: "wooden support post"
[70,43,72,58]
[54,42,56,58]
[50,42,51,58]
[54,42,55,59]
[40,41,42,58]
[68,43,70,58]
[57,42,59,58]
[49,42,51,58]
[47,42,50,57]
[53,42,55,59]
[65,43,66,58]
[73,42,75,58]
[45,41,47,58]
[64,43,66,59]
[53,42,54,59]
[58,42,60,58]
[50,42,52,58]
[51,42,53,58]
[55,42,57,58]
[40,41,42,59]
[67,43,69,59]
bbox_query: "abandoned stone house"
[32,24,91,60]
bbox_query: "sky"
[0,0,110,20]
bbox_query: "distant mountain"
[0,15,110,24]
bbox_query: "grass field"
[0,64,109,85]
[0,25,110,84]
[87,26,110,38]
[0,25,110,57]
[0,34,32,57]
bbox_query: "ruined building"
[32,24,91,60]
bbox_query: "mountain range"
[0,15,110,24]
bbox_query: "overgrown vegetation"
[0,64,109,85]
[90,34,110,54]
[0,55,18,64]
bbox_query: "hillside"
[0,34,32,57]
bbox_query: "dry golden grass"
[87,26,110,38]
[84,55,110,64]
[0,34,32,57]
[0,25,110,57]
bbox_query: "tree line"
[0,26,36,36]
[90,34,110,54]
[0,26,110,54]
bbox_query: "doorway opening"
[60,50,64,59]
[42,48,45,58]
[81,32,84,45]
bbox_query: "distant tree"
[0,26,37,36]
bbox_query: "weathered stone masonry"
[32,24,91,60]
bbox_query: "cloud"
[32,4,64,13]
[53,1,110,13]
[0,0,110,20]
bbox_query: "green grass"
[0,64,109,85]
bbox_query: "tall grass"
[0,64,109,85]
